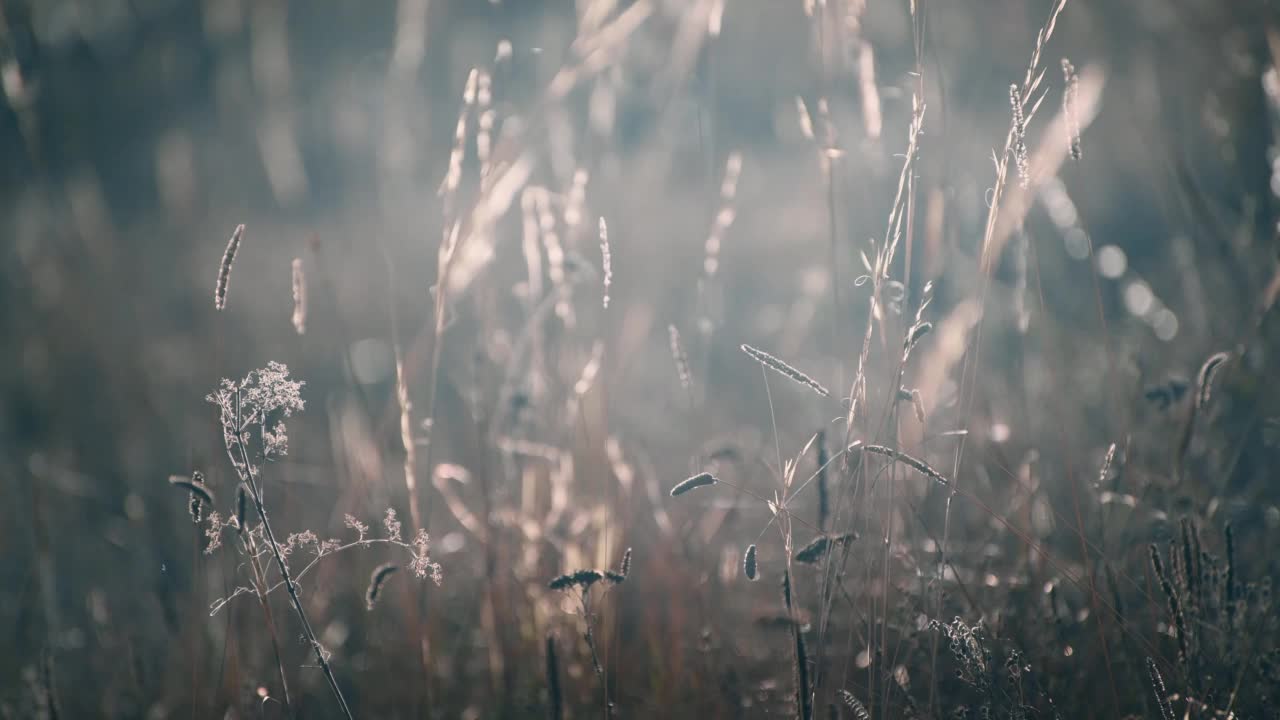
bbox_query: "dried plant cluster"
[5,1,1280,718]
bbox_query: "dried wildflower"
[549,569,605,591]
[409,529,443,584]
[365,563,399,610]
[344,514,369,541]
[204,512,226,554]
[383,508,402,542]
[740,344,830,398]
[670,472,717,497]
[744,544,758,581]
[206,362,305,468]
[215,224,245,311]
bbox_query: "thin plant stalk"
[225,394,354,720]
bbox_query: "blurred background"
[2,0,1279,717]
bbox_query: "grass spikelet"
[365,563,399,610]
[837,690,871,720]
[740,344,830,398]
[170,473,214,507]
[1010,84,1030,188]
[599,217,612,309]
[794,533,856,564]
[1194,351,1230,410]
[235,483,248,532]
[1062,58,1082,159]
[1095,442,1116,490]
[214,224,244,311]
[1146,657,1175,720]
[670,472,717,497]
[1150,544,1190,675]
[851,443,950,486]
[905,321,933,351]
[703,151,743,278]
[618,547,632,579]
[291,257,306,334]
[669,324,692,393]
[744,544,758,580]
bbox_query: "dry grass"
[3,1,1280,718]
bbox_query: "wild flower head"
[207,361,305,468]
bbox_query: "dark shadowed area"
[2,0,1280,717]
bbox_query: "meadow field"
[2,0,1279,717]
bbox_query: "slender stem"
[580,591,609,719]
[229,394,355,720]
[244,532,293,714]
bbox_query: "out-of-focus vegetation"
[2,0,1280,717]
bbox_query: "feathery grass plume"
[365,563,399,610]
[1149,544,1191,675]
[815,429,829,530]
[290,257,306,334]
[740,344,830,398]
[1095,442,1116,490]
[214,224,245,311]
[548,569,604,591]
[1146,657,1175,720]
[545,634,563,720]
[1195,351,1230,410]
[703,151,743,278]
[744,544,758,580]
[668,324,692,392]
[235,483,248,533]
[1010,84,1030,188]
[794,533,856,564]
[1061,58,1082,159]
[837,690,870,720]
[599,217,612,309]
[850,443,950,486]
[671,472,717,497]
